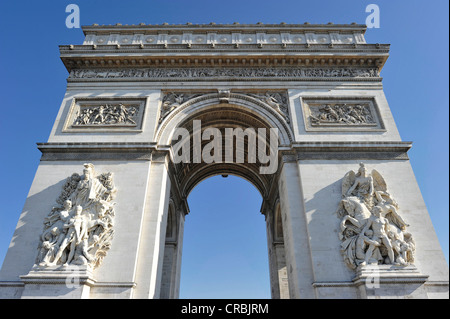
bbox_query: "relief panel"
[301,97,385,132]
[63,97,146,132]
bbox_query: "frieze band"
[68,67,380,81]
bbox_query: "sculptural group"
[73,103,138,126]
[35,163,116,269]
[337,163,415,269]
[310,103,375,125]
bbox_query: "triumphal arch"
[0,23,448,299]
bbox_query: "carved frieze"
[337,163,415,270]
[69,67,380,81]
[35,163,117,270]
[63,98,146,132]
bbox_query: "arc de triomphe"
[0,23,448,299]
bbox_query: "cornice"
[81,22,368,35]
[290,141,412,160]
[60,43,389,54]
[37,142,158,153]
[60,45,388,73]
[37,141,412,153]
[290,141,412,151]
[37,142,160,161]
[36,141,411,161]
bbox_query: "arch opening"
[179,175,271,299]
[158,95,290,299]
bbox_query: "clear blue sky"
[0,0,448,299]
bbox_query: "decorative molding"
[312,281,355,288]
[37,142,157,161]
[61,53,387,74]
[91,281,137,288]
[40,151,153,161]
[352,265,428,286]
[37,142,158,150]
[21,266,96,286]
[36,141,411,161]
[297,151,409,160]
[291,142,411,160]
[0,281,25,287]
[82,22,369,32]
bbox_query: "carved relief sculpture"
[160,91,290,124]
[310,103,375,126]
[70,67,379,80]
[160,93,202,122]
[337,163,415,269]
[247,92,290,122]
[35,163,117,269]
[73,103,138,126]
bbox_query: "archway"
[179,175,270,299]
[156,93,292,298]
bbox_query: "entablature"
[60,23,389,73]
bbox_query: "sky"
[0,0,448,299]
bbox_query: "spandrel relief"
[337,163,415,270]
[159,91,290,124]
[35,163,116,270]
[246,92,290,122]
[160,93,203,122]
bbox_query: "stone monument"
[0,23,448,299]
